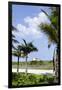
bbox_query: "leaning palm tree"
[19,39,38,74]
[39,7,60,79]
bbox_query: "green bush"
[12,73,56,87]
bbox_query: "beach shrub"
[12,72,56,87]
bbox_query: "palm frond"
[12,38,19,43]
[41,8,58,30]
[27,42,38,53]
[51,16,58,30]
[12,25,18,31]
[12,44,16,50]
[12,25,19,49]
[41,9,51,21]
[27,42,33,47]
[12,34,15,38]
[39,23,58,44]
[12,51,21,56]
[18,40,38,55]
[22,39,27,46]
[12,51,18,56]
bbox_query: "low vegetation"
[12,60,53,70]
[12,72,57,87]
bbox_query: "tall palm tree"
[12,49,20,73]
[19,39,38,74]
[12,39,38,74]
[39,7,60,78]
[12,45,25,73]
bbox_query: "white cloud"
[24,12,50,26]
[15,12,50,41]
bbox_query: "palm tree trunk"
[53,48,58,76]
[53,48,55,72]
[55,47,59,79]
[54,46,59,83]
[17,56,19,73]
[25,55,28,75]
[52,47,59,83]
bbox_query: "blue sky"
[12,4,56,62]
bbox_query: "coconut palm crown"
[40,7,59,46]
[39,7,60,79]
[18,39,38,55]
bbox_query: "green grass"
[12,72,57,87]
[12,60,53,70]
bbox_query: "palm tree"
[12,45,25,73]
[19,39,38,74]
[12,50,20,73]
[39,7,60,79]
[12,39,38,74]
